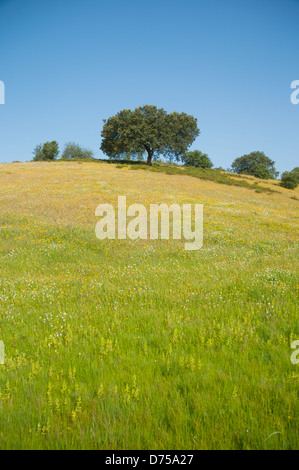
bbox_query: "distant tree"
[33,141,59,161]
[280,167,299,189]
[100,105,199,166]
[231,151,278,179]
[252,163,273,179]
[32,144,43,161]
[61,142,94,160]
[181,150,213,168]
[288,167,299,181]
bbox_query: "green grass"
[124,163,280,194]
[0,209,298,449]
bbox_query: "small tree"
[280,167,299,189]
[61,142,94,160]
[33,141,59,161]
[231,151,278,179]
[100,105,199,166]
[181,150,213,168]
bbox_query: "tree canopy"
[181,150,213,168]
[61,142,94,160]
[231,151,278,179]
[32,141,59,161]
[280,167,299,190]
[100,105,199,165]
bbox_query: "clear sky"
[0,0,298,173]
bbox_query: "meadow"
[0,161,298,450]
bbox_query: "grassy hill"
[0,161,298,449]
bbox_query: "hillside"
[0,161,298,449]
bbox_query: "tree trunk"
[146,149,153,166]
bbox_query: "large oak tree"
[100,105,199,165]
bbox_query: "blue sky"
[0,0,298,173]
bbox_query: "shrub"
[61,142,94,160]
[280,170,299,190]
[181,150,213,168]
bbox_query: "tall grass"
[0,162,298,449]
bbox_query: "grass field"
[0,161,298,450]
